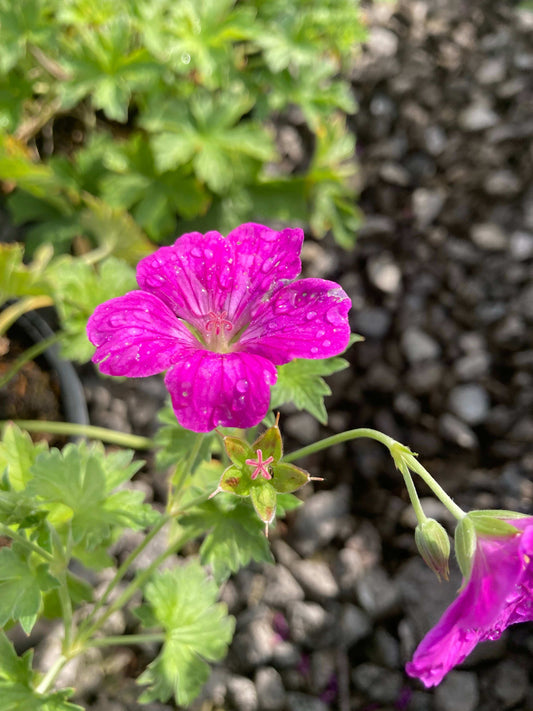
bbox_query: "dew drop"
[181,52,191,64]
[322,339,331,347]
[317,329,325,338]
[306,310,317,320]
[236,378,249,393]
[274,301,289,314]
[191,246,202,258]
[204,248,214,259]
[310,346,319,354]
[326,308,340,325]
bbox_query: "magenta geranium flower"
[406,516,533,687]
[87,223,351,432]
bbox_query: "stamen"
[205,310,233,336]
[245,449,274,480]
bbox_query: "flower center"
[204,310,235,352]
[205,310,233,335]
[245,449,274,480]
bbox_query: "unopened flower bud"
[415,518,451,581]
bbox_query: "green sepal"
[253,423,283,461]
[454,516,477,580]
[218,465,251,497]
[468,509,531,520]
[223,436,254,468]
[250,482,277,524]
[467,511,524,538]
[390,442,418,471]
[271,462,309,494]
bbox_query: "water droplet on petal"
[236,379,249,393]
[275,301,289,314]
[317,329,325,338]
[322,339,331,347]
[204,248,214,259]
[326,307,340,325]
[311,346,319,354]
[191,247,202,258]
[306,310,317,320]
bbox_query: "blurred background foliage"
[0,0,366,261]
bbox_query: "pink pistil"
[245,449,274,480]
[205,310,233,335]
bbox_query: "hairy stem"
[78,514,172,635]
[398,462,427,524]
[85,633,165,649]
[283,427,397,463]
[0,523,54,561]
[0,295,54,336]
[35,654,69,695]
[285,427,465,519]
[406,455,466,520]
[1,420,152,449]
[77,533,188,644]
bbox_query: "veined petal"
[87,291,197,377]
[224,223,303,326]
[136,224,304,334]
[136,230,230,330]
[239,279,351,364]
[406,518,533,687]
[165,350,277,433]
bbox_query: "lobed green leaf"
[136,561,235,707]
[270,355,349,424]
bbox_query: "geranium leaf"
[0,423,48,492]
[270,355,349,424]
[48,254,137,362]
[0,243,52,307]
[0,634,83,711]
[27,443,157,549]
[154,404,214,471]
[136,562,235,707]
[0,547,59,634]
[179,497,272,584]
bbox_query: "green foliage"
[27,443,157,548]
[136,561,235,706]
[153,403,214,471]
[46,254,137,361]
[0,632,82,711]
[0,243,52,307]
[0,545,58,633]
[270,355,350,424]
[179,496,273,584]
[0,423,48,492]
[0,0,365,249]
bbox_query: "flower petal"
[239,278,351,364]
[135,224,304,333]
[224,223,303,326]
[406,521,533,687]
[165,350,277,432]
[136,230,230,330]
[87,291,197,377]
